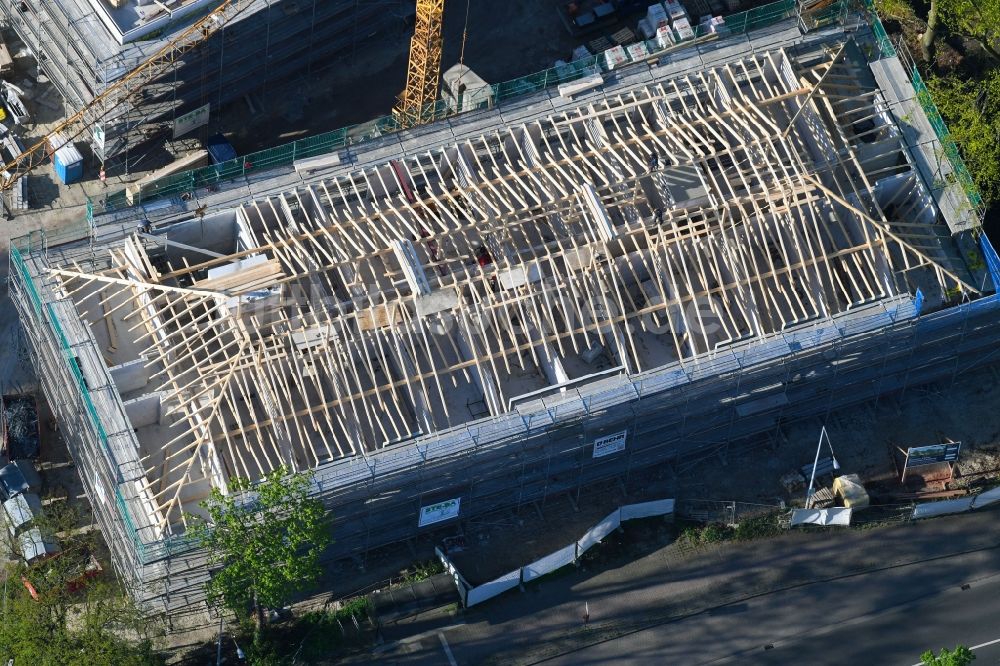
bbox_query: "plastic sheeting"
[467,568,521,607]
[523,543,577,583]
[790,507,852,526]
[972,486,1000,509]
[912,497,974,519]
[577,510,621,555]
[621,498,676,520]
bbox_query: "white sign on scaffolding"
[593,430,627,458]
[173,103,210,139]
[92,124,105,152]
[418,497,461,527]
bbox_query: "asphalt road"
[545,549,1000,666]
[372,509,1000,665]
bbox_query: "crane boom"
[394,0,445,129]
[0,0,254,192]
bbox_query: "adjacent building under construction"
[0,0,402,168]
[9,7,1000,618]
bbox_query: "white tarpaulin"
[523,543,577,583]
[790,508,852,526]
[621,498,675,521]
[972,486,1000,509]
[912,497,974,519]
[577,509,621,555]
[467,568,520,607]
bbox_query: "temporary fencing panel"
[577,509,622,556]
[621,498,676,521]
[790,508,852,526]
[466,568,521,607]
[522,543,578,583]
[912,497,974,519]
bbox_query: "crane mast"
[394,0,445,129]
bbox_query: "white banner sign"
[92,124,105,152]
[173,103,210,139]
[593,430,627,458]
[419,497,461,527]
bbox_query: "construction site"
[0,0,404,169]
[3,0,1000,630]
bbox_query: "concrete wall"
[123,393,162,429]
[110,358,152,394]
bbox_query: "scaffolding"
[8,12,1000,621]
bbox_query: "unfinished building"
[9,13,1000,618]
[0,0,402,168]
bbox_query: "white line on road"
[908,636,1000,666]
[439,632,459,666]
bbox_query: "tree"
[189,466,332,625]
[923,0,1000,62]
[0,575,163,665]
[921,645,976,666]
[926,70,1000,204]
[0,498,163,665]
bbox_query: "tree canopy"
[935,0,1000,61]
[0,501,162,665]
[189,466,332,621]
[921,645,976,666]
[926,69,1000,204]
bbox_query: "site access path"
[372,508,1000,665]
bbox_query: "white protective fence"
[972,486,1000,509]
[790,507,852,526]
[911,496,975,519]
[435,498,675,607]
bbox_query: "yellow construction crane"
[394,0,445,129]
[0,0,255,192]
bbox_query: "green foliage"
[733,513,784,541]
[0,498,163,664]
[935,0,1000,60]
[188,466,332,620]
[230,598,374,664]
[0,578,162,665]
[680,521,733,546]
[875,0,916,22]
[679,513,783,547]
[926,70,1000,205]
[921,644,976,665]
[401,559,445,584]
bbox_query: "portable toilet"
[48,132,83,185]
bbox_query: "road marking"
[439,632,458,666]
[908,637,1000,666]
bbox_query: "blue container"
[53,143,83,185]
[204,133,237,165]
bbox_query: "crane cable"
[458,0,470,66]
